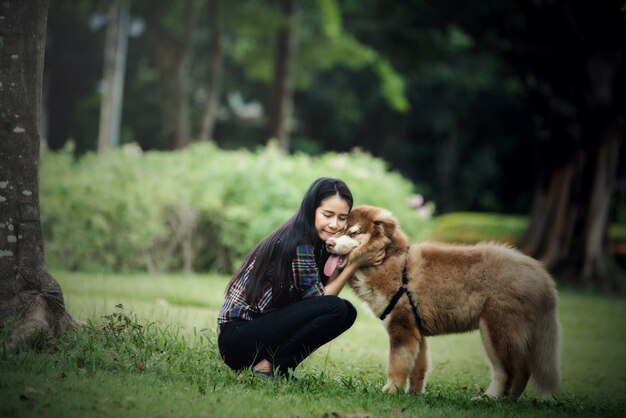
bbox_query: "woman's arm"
[323,262,359,296]
[324,249,385,296]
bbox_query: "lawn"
[1,271,625,418]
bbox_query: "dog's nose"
[326,238,336,250]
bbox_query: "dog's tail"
[530,307,561,399]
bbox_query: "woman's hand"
[373,249,386,265]
[349,248,386,268]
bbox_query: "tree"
[97,0,131,153]
[0,0,77,350]
[270,0,299,150]
[197,0,223,142]
[327,0,624,286]
[436,0,626,285]
[144,0,197,149]
[221,0,408,151]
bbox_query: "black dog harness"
[379,264,426,332]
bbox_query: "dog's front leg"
[383,320,420,394]
[407,335,429,394]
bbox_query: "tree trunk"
[521,148,583,268]
[0,0,77,350]
[146,0,197,149]
[160,63,192,149]
[97,0,130,153]
[197,0,223,142]
[581,122,622,283]
[270,0,298,151]
[436,118,459,213]
[517,9,625,288]
[521,127,623,287]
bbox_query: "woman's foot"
[253,359,273,374]
[252,370,274,379]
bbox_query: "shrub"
[427,212,528,244]
[40,143,430,273]
[427,212,626,273]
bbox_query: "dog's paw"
[471,393,498,402]
[382,380,399,394]
[407,385,426,395]
[537,394,558,404]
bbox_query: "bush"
[427,212,528,244]
[428,212,626,254]
[40,143,430,273]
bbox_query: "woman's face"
[315,194,350,241]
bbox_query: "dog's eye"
[349,231,359,238]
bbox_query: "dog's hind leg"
[506,324,533,400]
[480,314,533,400]
[477,318,508,399]
[407,336,430,394]
[507,361,531,400]
[383,318,420,394]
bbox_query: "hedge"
[40,142,431,273]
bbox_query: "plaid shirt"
[217,243,325,325]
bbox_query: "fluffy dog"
[324,205,561,400]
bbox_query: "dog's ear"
[373,209,397,241]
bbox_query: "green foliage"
[428,212,528,244]
[40,143,429,273]
[304,1,410,113]
[610,223,626,242]
[429,213,626,263]
[374,59,410,113]
[317,0,342,37]
[222,0,409,113]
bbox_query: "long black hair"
[226,177,353,307]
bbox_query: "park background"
[2,1,626,417]
[41,0,626,287]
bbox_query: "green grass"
[1,271,625,417]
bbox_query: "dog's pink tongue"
[324,255,344,277]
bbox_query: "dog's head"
[323,205,398,276]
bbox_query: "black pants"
[218,295,357,374]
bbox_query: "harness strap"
[379,286,406,321]
[379,264,425,332]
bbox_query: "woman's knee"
[320,295,357,324]
[342,299,357,326]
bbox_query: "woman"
[217,177,384,378]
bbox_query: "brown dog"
[325,205,561,400]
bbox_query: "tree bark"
[0,0,77,350]
[521,104,624,287]
[97,0,130,153]
[522,129,622,288]
[197,0,223,142]
[270,0,298,151]
[521,148,583,268]
[146,0,197,149]
[581,121,622,283]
